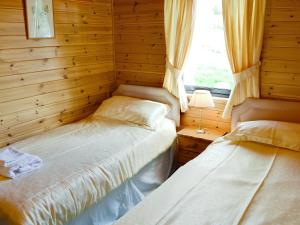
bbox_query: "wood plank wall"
[0,0,115,147]
[114,0,166,87]
[261,0,300,100]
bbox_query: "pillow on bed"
[225,120,300,151]
[93,96,170,130]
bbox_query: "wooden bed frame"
[232,98,300,129]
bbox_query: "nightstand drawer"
[177,150,200,165]
[178,136,211,153]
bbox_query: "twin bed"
[1,84,300,225]
[114,98,300,225]
[0,85,179,225]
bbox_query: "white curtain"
[163,0,195,112]
[222,0,267,119]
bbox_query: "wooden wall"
[114,0,166,87]
[0,0,115,147]
[261,0,300,100]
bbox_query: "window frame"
[185,85,231,98]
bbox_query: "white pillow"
[225,120,300,151]
[93,96,170,130]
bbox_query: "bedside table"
[177,127,225,166]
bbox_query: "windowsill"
[184,85,231,99]
[212,96,229,102]
[186,93,228,103]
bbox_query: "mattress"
[114,137,300,225]
[0,116,176,225]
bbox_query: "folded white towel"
[0,148,43,179]
[0,148,25,167]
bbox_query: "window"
[184,0,232,98]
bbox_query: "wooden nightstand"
[177,127,226,165]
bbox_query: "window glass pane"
[184,0,232,90]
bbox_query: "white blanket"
[0,116,176,225]
[114,138,300,225]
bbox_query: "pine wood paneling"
[114,0,165,87]
[0,0,115,147]
[261,0,300,100]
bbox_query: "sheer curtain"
[163,0,196,112]
[222,0,267,118]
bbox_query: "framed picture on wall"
[25,0,55,39]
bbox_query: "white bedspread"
[114,138,300,225]
[0,116,176,225]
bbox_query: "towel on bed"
[0,148,42,178]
